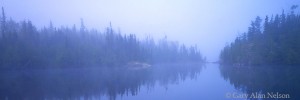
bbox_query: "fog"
[1,1,300,99]
[1,0,299,61]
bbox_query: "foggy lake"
[0,0,300,100]
[1,63,299,100]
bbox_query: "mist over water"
[1,0,299,61]
[0,0,300,100]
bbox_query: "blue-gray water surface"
[0,63,299,100]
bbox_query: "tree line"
[0,7,204,69]
[220,6,300,66]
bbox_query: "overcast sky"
[0,0,299,61]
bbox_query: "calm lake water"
[0,63,299,100]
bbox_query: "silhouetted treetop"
[220,6,300,66]
[0,7,204,69]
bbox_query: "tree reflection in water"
[219,65,300,100]
[0,63,204,100]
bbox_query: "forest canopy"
[220,6,300,66]
[0,7,204,69]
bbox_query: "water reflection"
[219,65,300,100]
[0,63,203,100]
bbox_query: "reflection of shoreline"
[219,65,300,100]
[0,63,204,100]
